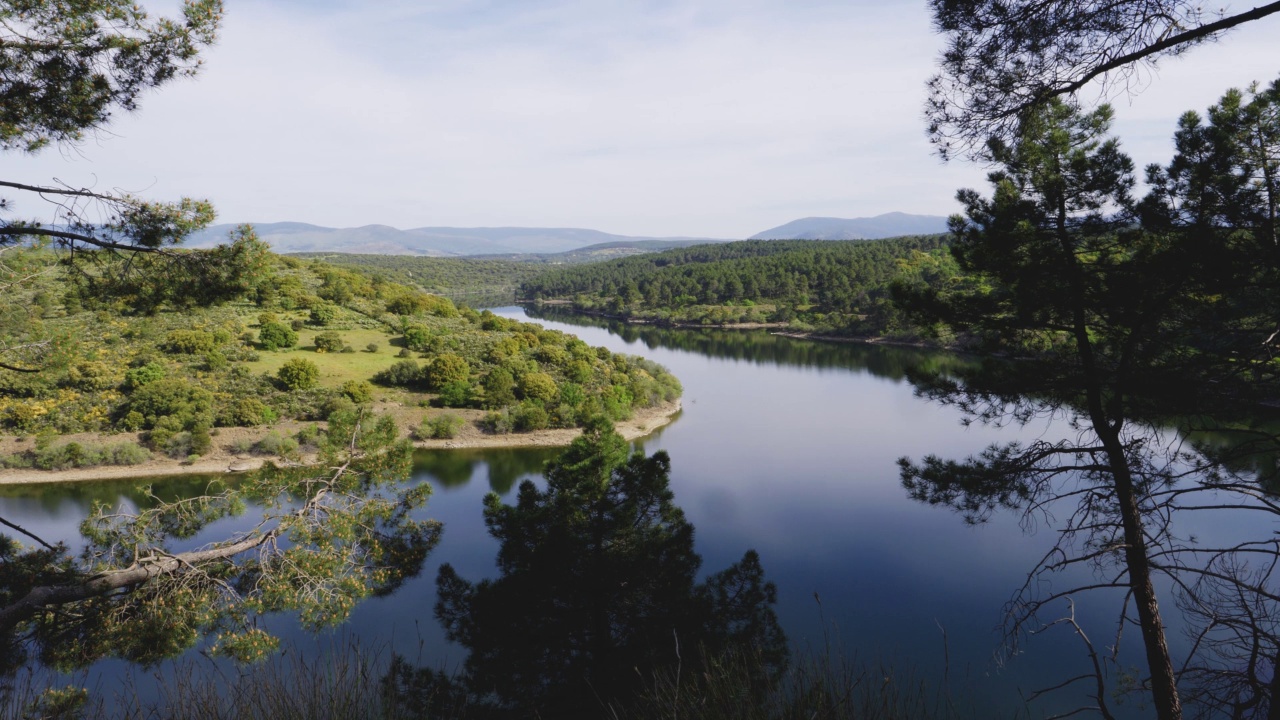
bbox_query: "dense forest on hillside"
[0,248,679,471]
[519,236,958,338]
[292,241,718,302]
[290,253,540,298]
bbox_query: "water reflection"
[0,307,1196,717]
[523,304,975,379]
[413,447,560,493]
[0,474,230,516]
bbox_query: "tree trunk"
[1056,198,1183,720]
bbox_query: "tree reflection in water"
[388,417,787,718]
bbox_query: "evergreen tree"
[428,417,786,717]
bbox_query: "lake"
[3,305,1258,717]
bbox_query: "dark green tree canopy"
[1,0,223,153]
[0,1,263,374]
[927,0,1280,159]
[900,85,1280,719]
[424,417,786,717]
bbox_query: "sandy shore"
[0,400,681,486]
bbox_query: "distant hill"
[187,222,729,256]
[750,212,949,240]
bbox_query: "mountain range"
[749,212,949,240]
[185,223,729,257]
[186,212,949,256]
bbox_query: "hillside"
[519,235,959,338]
[0,250,681,477]
[187,222,729,257]
[750,212,949,240]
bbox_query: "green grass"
[244,326,405,389]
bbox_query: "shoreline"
[525,302,948,348]
[522,303,790,330]
[0,400,682,486]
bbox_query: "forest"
[0,244,682,470]
[518,235,958,338]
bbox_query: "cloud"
[6,1,1277,237]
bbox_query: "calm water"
[6,305,1259,716]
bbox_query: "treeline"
[291,253,541,297]
[519,236,957,337]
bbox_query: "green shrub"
[314,331,345,353]
[203,351,228,371]
[340,380,374,404]
[66,361,116,390]
[277,358,320,391]
[482,368,517,409]
[425,353,470,391]
[309,303,337,326]
[511,400,550,431]
[124,362,166,390]
[162,329,217,355]
[127,379,214,429]
[253,431,299,459]
[403,325,431,352]
[365,343,379,353]
[221,397,272,427]
[397,348,413,358]
[163,431,194,459]
[259,321,298,351]
[189,423,213,456]
[518,372,559,404]
[372,359,422,388]
[386,293,458,318]
[479,409,513,434]
[317,395,357,419]
[414,413,466,440]
[295,424,325,449]
[436,380,474,408]
[24,440,151,470]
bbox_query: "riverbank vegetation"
[0,248,680,474]
[519,235,958,340]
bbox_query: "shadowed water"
[7,305,1273,716]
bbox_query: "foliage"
[414,413,466,440]
[386,292,459,318]
[1,440,149,471]
[373,360,423,389]
[925,0,1280,159]
[423,353,469,391]
[339,380,374,404]
[521,236,956,337]
[426,418,786,717]
[252,430,299,460]
[309,303,337,326]
[480,368,516,409]
[517,371,558,404]
[161,330,217,355]
[0,410,441,674]
[258,321,298,351]
[896,93,1280,718]
[295,253,546,296]
[313,331,346,353]
[0,0,224,152]
[126,378,213,430]
[277,358,320,391]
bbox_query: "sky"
[7,1,1280,238]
